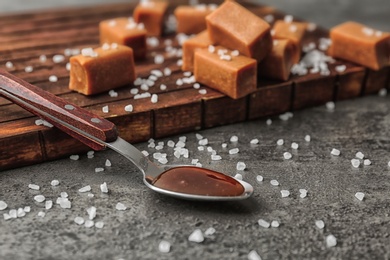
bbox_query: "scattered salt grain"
[256,175,264,183]
[99,182,109,194]
[230,135,238,142]
[79,185,92,193]
[49,75,58,82]
[0,201,8,210]
[5,61,14,69]
[69,154,79,160]
[53,54,65,63]
[95,167,104,173]
[305,135,311,142]
[234,173,243,180]
[74,216,84,225]
[236,162,246,171]
[258,219,270,228]
[102,105,109,113]
[9,209,17,219]
[85,220,94,228]
[60,192,68,198]
[124,104,134,112]
[51,180,60,186]
[331,148,340,156]
[37,211,46,218]
[154,54,164,64]
[87,151,94,158]
[3,214,11,220]
[66,62,71,71]
[24,206,31,212]
[198,89,207,95]
[221,143,227,148]
[87,193,94,198]
[59,199,71,209]
[355,192,365,201]
[284,14,293,23]
[87,206,97,220]
[95,221,104,229]
[229,148,239,155]
[281,190,290,198]
[379,88,387,97]
[363,159,371,166]
[250,139,259,144]
[326,101,335,111]
[25,66,33,73]
[270,180,279,186]
[299,189,308,198]
[28,184,40,191]
[355,151,364,159]
[231,50,239,56]
[160,84,167,91]
[108,90,118,97]
[163,67,172,76]
[198,138,208,146]
[335,65,347,73]
[351,159,360,168]
[188,229,204,243]
[248,250,262,260]
[151,94,158,103]
[45,200,53,210]
[283,152,292,160]
[34,195,45,203]
[264,14,274,23]
[291,142,299,150]
[266,119,272,125]
[116,202,127,211]
[205,227,216,236]
[271,220,280,228]
[326,234,337,247]
[211,154,222,161]
[276,139,284,146]
[105,159,112,167]
[315,220,325,229]
[17,208,26,217]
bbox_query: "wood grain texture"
[0,1,388,170]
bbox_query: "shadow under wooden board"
[0,1,389,170]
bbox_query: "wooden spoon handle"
[0,69,118,151]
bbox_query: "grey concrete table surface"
[1,1,390,260]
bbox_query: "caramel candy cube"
[133,0,168,36]
[206,1,272,63]
[99,17,147,60]
[182,30,212,71]
[329,21,390,70]
[174,5,216,35]
[272,21,308,47]
[194,47,257,99]
[69,45,136,95]
[258,39,300,81]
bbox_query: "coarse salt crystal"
[248,250,262,260]
[160,84,167,90]
[205,227,216,236]
[37,211,46,218]
[66,62,71,71]
[281,190,290,198]
[124,104,134,112]
[284,14,293,23]
[188,229,204,243]
[256,175,263,183]
[87,206,97,220]
[95,167,104,173]
[95,221,104,229]
[79,185,91,193]
[229,148,239,155]
[270,180,279,186]
[355,151,364,159]
[221,143,227,148]
[234,173,243,180]
[53,54,65,63]
[335,65,346,73]
[45,200,53,210]
[17,208,26,217]
[230,135,238,142]
[74,216,84,225]
[355,192,365,201]
[34,195,45,203]
[258,219,270,228]
[271,220,280,228]
[85,220,94,228]
[9,209,17,218]
[116,202,127,211]
[291,142,299,150]
[5,61,14,69]
[70,154,79,160]
[264,14,274,23]
[98,182,108,194]
[331,148,340,156]
[326,234,337,247]
[236,162,246,171]
[198,138,208,146]
[49,75,58,82]
[28,184,40,190]
[109,90,118,97]
[51,180,60,186]
[315,220,325,229]
[351,159,360,168]
[363,159,371,166]
[60,192,68,198]
[0,201,8,211]
[283,152,292,160]
[211,154,222,161]
[154,54,164,64]
[266,119,272,125]
[305,135,311,142]
[105,159,112,167]
[163,67,172,76]
[250,139,259,144]
[151,94,158,103]
[25,66,33,73]
[326,101,335,111]
[379,88,387,97]
[277,139,284,146]
[102,105,109,113]
[198,89,207,95]
[59,199,71,209]
[24,206,31,212]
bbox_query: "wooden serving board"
[0,1,389,170]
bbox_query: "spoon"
[0,69,253,201]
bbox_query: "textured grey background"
[1,1,390,260]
